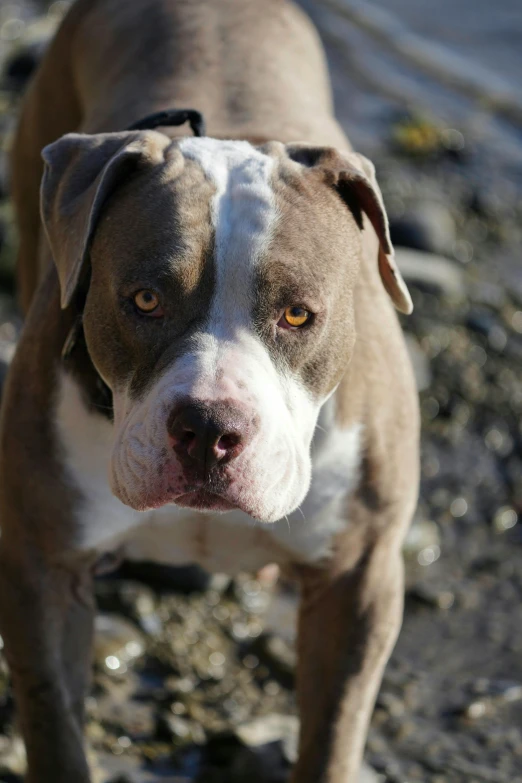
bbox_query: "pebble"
[407,583,455,610]
[394,247,465,298]
[254,634,296,686]
[236,713,299,763]
[389,202,456,255]
[403,520,441,561]
[94,614,145,675]
[450,497,468,518]
[493,507,518,533]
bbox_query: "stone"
[236,714,299,764]
[359,763,386,783]
[94,614,145,676]
[252,634,296,687]
[389,202,456,255]
[394,248,465,298]
[403,520,441,563]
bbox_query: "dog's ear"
[285,145,412,315]
[41,130,172,309]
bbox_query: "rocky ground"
[0,3,521,782]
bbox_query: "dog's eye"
[133,289,161,315]
[279,306,312,329]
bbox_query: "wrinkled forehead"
[179,137,277,255]
[177,138,279,317]
[177,137,355,267]
[92,137,355,295]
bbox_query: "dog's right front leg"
[0,544,93,783]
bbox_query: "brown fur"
[0,0,419,781]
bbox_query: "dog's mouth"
[174,488,238,512]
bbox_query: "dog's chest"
[56,373,361,571]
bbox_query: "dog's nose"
[168,401,250,471]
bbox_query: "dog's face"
[41,132,411,523]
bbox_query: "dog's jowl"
[0,0,419,781]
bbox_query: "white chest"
[56,373,361,572]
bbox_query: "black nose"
[167,401,249,472]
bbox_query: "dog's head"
[41,131,411,523]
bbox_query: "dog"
[0,0,419,781]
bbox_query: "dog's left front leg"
[290,514,405,783]
[0,546,95,783]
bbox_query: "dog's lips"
[121,487,240,514]
[174,489,238,512]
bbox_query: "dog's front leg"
[290,510,405,783]
[0,545,94,783]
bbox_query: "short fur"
[0,1,419,782]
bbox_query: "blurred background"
[0,1,521,781]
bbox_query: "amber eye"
[281,306,312,329]
[134,289,160,314]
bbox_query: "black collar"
[126,107,205,136]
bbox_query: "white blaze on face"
[180,138,275,328]
[109,139,322,522]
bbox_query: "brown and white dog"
[0,0,419,781]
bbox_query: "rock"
[94,614,145,675]
[394,248,465,298]
[466,309,497,337]
[204,715,383,783]
[390,114,442,158]
[2,14,65,92]
[359,763,386,783]
[158,712,198,744]
[236,714,299,764]
[97,698,156,741]
[403,520,441,565]
[96,750,191,783]
[493,506,518,534]
[95,580,162,637]
[201,716,296,783]
[457,679,522,721]
[0,735,26,778]
[3,40,45,91]
[406,583,455,610]
[252,634,296,688]
[389,202,456,255]
[223,740,290,783]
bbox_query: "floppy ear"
[285,145,412,315]
[40,130,172,309]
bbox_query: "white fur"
[55,372,361,570]
[179,138,276,327]
[57,373,144,549]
